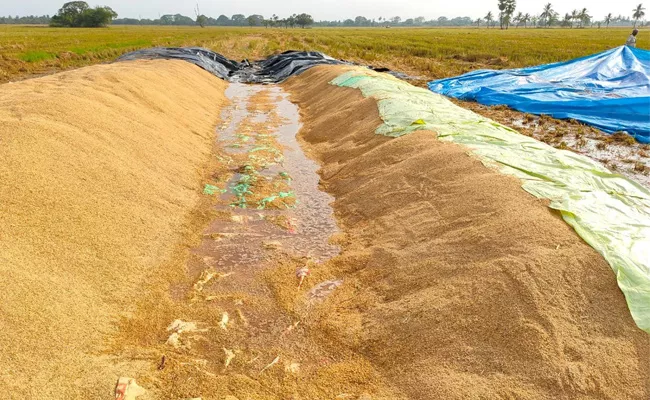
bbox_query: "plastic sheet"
[332,68,650,333]
[428,46,650,143]
[118,47,415,84]
[117,48,347,83]
[117,47,241,80]
[235,50,347,83]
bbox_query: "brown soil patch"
[282,65,650,399]
[0,60,227,398]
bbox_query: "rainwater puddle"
[181,83,340,297]
[216,83,338,256]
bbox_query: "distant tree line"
[312,16,475,27]
[1,2,646,29]
[110,14,489,27]
[0,15,51,24]
[480,2,646,29]
[112,13,315,28]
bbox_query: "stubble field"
[0,25,645,83]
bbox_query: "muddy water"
[181,82,342,303]
[185,84,339,277]
[211,83,339,263]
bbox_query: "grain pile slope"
[284,66,650,399]
[0,60,226,398]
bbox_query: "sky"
[3,0,645,21]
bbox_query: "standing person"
[626,29,639,47]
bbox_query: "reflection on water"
[190,83,340,284]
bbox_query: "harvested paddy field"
[1,26,647,84]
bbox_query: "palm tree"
[578,8,591,28]
[504,0,517,29]
[633,3,646,27]
[571,9,579,27]
[485,11,494,28]
[512,11,521,27]
[563,13,573,28]
[604,13,612,27]
[476,17,482,28]
[523,13,531,27]
[540,3,554,27]
[498,0,507,29]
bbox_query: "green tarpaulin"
[332,69,650,333]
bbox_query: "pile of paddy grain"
[0,60,226,398]
[283,65,650,400]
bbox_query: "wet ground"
[207,83,340,263]
[183,82,342,323]
[190,82,341,311]
[154,83,375,398]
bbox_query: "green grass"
[18,50,56,62]
[0,24,646,82]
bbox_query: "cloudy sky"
[4,0,644,21]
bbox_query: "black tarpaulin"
[117,48,348,83]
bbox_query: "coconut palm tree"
[604,13,612,27]
[579,8,591,28]
[570,9,579,27]
[633,3,646,27]
[523,13,531,27]
[562,13,573,28]
[504,0,517,29]
[540,3,554,27]
[485,11,494,28]
[498,0,507,29]
[476,17,482,28]
[514,11,523,27]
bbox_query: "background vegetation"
[0,25,645,83]
[49,1,118,28]
[1,1,647,28]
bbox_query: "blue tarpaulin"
[428,46,650,143]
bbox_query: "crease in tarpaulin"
[117,48,348,83]
[331,68,650,333]
[117,47,418,84]
[428,46,650,143]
